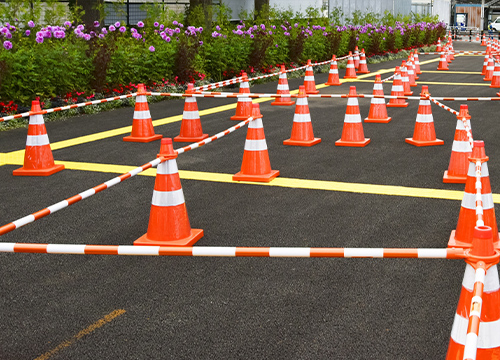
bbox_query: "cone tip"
[348,86,357,96]
[474,140,484,148]
[161,138,172,145]
[474,225,492,239]
[375,74,381,81]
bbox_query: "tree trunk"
[80,0,102,30]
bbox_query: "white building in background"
[222,0,324,21]
[327,0,412,20]
[411,0,451,25]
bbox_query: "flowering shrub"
[0,12,446,113]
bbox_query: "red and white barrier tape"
[381,74,396,83]
[0,118,255,236]
[0,243,467,258]
[194,77,245,92]
[176,117,255,155]
[0,157,162,236]
[428,96,459,116]
[475,160,484,227]
[0,94,137,123]
[462,265,486,360]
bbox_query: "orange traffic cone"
[364,75,391,123]
[486,41,492,54]
[134,138,203,246]
[231,72,252,120]
[443,105,473,184]
[490,62,500,88]
[283,85,321,147]
[123,84,163,143]
[13,100,65,176]
[476,32,480,41]
[414,50,422,75]
[449,140,500,248]
[233,103,279,182]
[303,59,319,94]
[437,53,449,70]
[481,33,486,46]
[335,86,370,147]
[271,65,295,106]
[386,67,408,108]
[400,61,413,96]
[484,57,494,81]
[357,49,369,74]
[325,55,341,86]
[344,52,357,79]
[406,56,417,85]
[174,84,208,142]
[445,227,500,359]
[353,46,360,69]
[482,52,490,75]
[437,38,442,52]
[405,86,444,147]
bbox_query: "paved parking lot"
[0,41,498,359]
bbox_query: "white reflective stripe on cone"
[371,98,386,105]
[451,140,472,153]
[391,85,404,92]
[296,98,308,106]
[185,97,196,103]
[374,84,383,90]
[306,66,313,72]
[461,192,494,210]
[244,139,268,151]
[156,160,179,175]
[240,82,249,88]
[467,162,490,177]
[304,76,315,81]
[329,69,339,74]
[152,188,185,207]
[136,95,147,103]
[277,84,289,91]
[450,313,500,348]
[279,73,286,79]
[237,97,252,102]
[29,114,45,125]
[347,98,359,106]
[456,119,471,130]
[133,110,152,120]
[462,264,499,292]
[343,114,362,123]
[248,118,263,129]
[26,134,50,146]
[346,64,354,68]
[415,113,434,123]
[182,111,200,120]
[293,113,312,123]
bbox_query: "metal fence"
[104,0,189,26]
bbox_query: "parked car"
[489,18,500,32]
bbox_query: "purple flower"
[154,22,159,27]
[54,30,65,39]
[109,25,115,32]
[165,36,171,42]
[25,30,30,36]
[149,45,155,52]
[260,24,265,30]
[178,23,183,28]
[250,34,254,39]
[275,44,278,48]
[84,34,91,40]
[175,28,180,33]
[160,24,164,30]
[137,21,144,28]
[5,32,12,39]
[77,24,84,31]
[3,40,12,50]
[115,22,120,27]
[28,20,35,28]
[199,40,203,45]
[98,34,104,39]
[119,26,126,33]
[36,36,43,43]
[131,28,137,33]
[64,21,71,27]
[94,21,100,27]
[215,25,220,31]
[173,20,178,25]
[102,28,107,34]
[268,30,272,35]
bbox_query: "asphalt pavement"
[0,40,497,359]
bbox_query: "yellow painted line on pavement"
[423,70,482,74]
[0,153,5,166]
[11,158,499,203]
[34,309,126,360]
